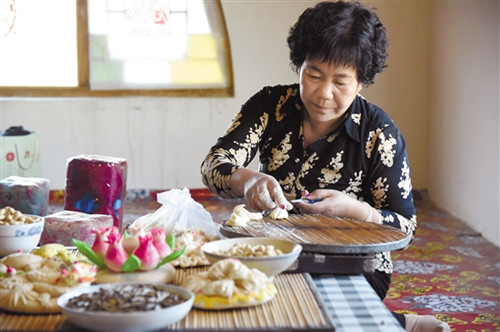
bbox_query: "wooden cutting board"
[219,214,412,254]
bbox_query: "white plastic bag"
[131,187,219,240]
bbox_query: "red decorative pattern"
[385,197,500,331]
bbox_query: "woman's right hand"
[230,168,292,212]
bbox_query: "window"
[1,0,78,88]
[0,0,234,97]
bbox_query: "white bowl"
[201,237,302,277]
[0,215,44,256]
[57,283,194,332]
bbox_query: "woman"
[201,2,449,331]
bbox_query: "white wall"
[428,1,500,247]
[1,1,498,246]
[362,1,431,190]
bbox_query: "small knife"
[290,198,322,204]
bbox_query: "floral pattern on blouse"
[201,84,417,274]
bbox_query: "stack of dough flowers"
[181,258,277,309]
[0,246,97,313]
[170,229,211,268]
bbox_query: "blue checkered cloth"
[312,275,404,332]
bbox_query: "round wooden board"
[219,214,412,254]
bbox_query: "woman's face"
[299,58,362,123]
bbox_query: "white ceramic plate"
[57,283,193,332]
[93,263,176,284]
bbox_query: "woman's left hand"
[293,189,367,221]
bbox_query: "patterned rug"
[49,189,500,331]
[384,193,500,332]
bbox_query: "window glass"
[0,0,78,87]
[87,0,229,91]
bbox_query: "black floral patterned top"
[201,84,417,274]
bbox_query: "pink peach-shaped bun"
[104,232,128,272]
[133,234,160,271]
[151,228,172,259]
[91,227,112,259]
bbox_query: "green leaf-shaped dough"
[121,254,141,272]
[156,245,186,268]
[166,233,175,250]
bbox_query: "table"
[1,194,405,331]
[0,272,404,331]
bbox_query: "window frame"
[0,0,234,97]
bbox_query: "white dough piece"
[269,206,289,220]
[226,204,263,227]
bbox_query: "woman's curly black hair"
[287,1,388,86]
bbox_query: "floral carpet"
[384,193,500,332]
[50,189,500,331]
